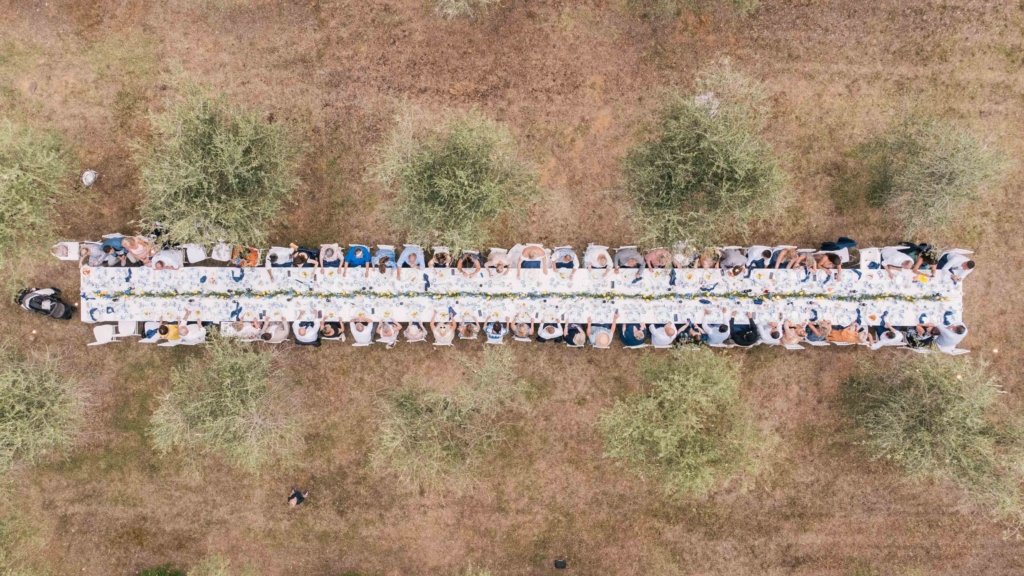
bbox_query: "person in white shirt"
[650,323,679,347]
[430,312,456,346]
[934,323,968,351]
[404,322,428,343]
[937,252,975,282]
[485,318,510,344]
[702,308,731,345]
[880,247,915,278]
[377,321,400,349]
[293,311,322,347]
[537,323,564,343]
[151,249,183,271]
[260,321,289,343]
[349,320,375,345]
[756,320,782,346]
[178,322,206,344]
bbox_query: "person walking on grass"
[289,488,309,507]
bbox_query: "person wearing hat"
[586,314,618,349]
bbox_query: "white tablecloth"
[79,265,963,326]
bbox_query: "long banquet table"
[79,264,963,327]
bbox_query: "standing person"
[937,251,975,282]
[934,323,968,352]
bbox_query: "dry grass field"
[1,0,1023,574]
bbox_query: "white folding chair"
[52,241,80,261]
[158,340,182,347]
[116,321,139,338]
[832,342,855,346]
[947,248,974,256]
[266,246,294,266]
[940,347,970,356]
[806,340,831,347]
[859,248,881,271]
[101,233,125,239]
[652,345,673,350]
[88,325,118,346]
[210,242,232,262]
[183,244,208,264]
[138,322,162,343]
[709,343,736,348]
[783,343,806,350]
[432,341,454,346]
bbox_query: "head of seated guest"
[457,252,482,276]
[486,252,511,276]
[231,246,259,267]
[518,246,547,269]
[697,248,719,269]
[268,251,293,267]
[645,248,671,269]
[565,323,586,347]
[396,246,425,279]
[404,322,427,342]
[938,252,974,282]
[552,248,577,269]
[459,319,480,339]
[319,246,342,268]
[321,321,343,339]
[717,248,746,270]
[618,323,648,347]
[101,237,128,265]
[157,321,180,340]
[614,248,645,271]
[372,247,396,273]
[344,245,371,267]
[746,248,774,269]
[428,251,452,268]
[815,253,841,270]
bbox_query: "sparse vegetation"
[371,109,537,252]
[136,85,299,246]
[622,62,786,245]
[598,349,759,497]
[857,114,1005,235]
[434,0,498,19]
[841,357,1024,527]
[370,347,527,487]
[187,555,232,576]
[628,0,760,19]
[0,121,70,261]
[149,337,301,472]
[0,345,81,472]
[140,565,186,576]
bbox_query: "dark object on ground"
[554,559,567,569]
[16,287,74,320]
[288,488,309,507]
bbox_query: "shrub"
[598,348,758,497]
[434,0,498,19]
[841,357,1024,527]
[149,336,300,472]
[140,565,186,576]
[0,121,70,259]
[0,345,81,471]
[370,347,525,487]
[622,62,786,245]
[857,115,1005,235]
[371,109,537,252]
[136,85,299,246]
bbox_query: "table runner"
[80,265,962,327]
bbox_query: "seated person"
[228,320,263,341]
[343,245,371,276]
[376,320,401,349]
[459,316,481,340]
[291,250,318,268]
[428,250,452,268]
[717,248,747,270]
[870,323,906,350]
[231,246,260,268]
[457,252,483,277]
[293,311,322,347]
[804,320,831,343]
[537,323,564,343]
[485,318,511,344]
[512,318,534,342]
[810,253,842,279]
[100,237,128,265]
[551,248,578,277]
[430,312,456,345]
[319,246,342,268]
[619,323,648,348]
[517,246,549,276]
[780,321,806,346]
[755,319,782,346]
[614,247,645,275]
[729,311,759,347]
[123,236,157,264]
[586,314,618,349]
[702,309,731,346]
[78,244,109,267]
[681,321,706,345]
[670,243,698,269]
[396,245,425,279]
[905,323,937,348]
[583,246,613,278]
[178,323,206,344]
[157,321,180,341]
[267,250,294,267]
[644,248,672,269]
[880,247,916,278]
[564,322,586,347]
[151,249,183,271]
[349,319,376,345]
[768,248,801,269]
[404,321,428,343]
[373,247,397,272]
[746,247,774,269]
[937,251,975,282]
[649,323,679,347]
[934,322,968,351]
[259,321,289,343]
[827,322,871,344]
[486,250,512,276]
[321,321,345,340]
[696,248,720,269]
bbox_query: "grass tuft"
[856,114,1006,236]
[0,121,71,264]
[136,85,300,246]
[622,61,786,245]
[149,336,301,473]
[434,0,499,19]
[371,109,537,252]
[0,345,81,472]
[370,347,526,488]
[598,348,760,498]
[841,356,1024,530]
[628,0,760,19]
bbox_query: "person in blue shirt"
[396,245,425,280]
[618,323,648,348]
[373,247,397,274]
[485,317,510,344]
[100,237,128,265]
[343,245,372,277]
